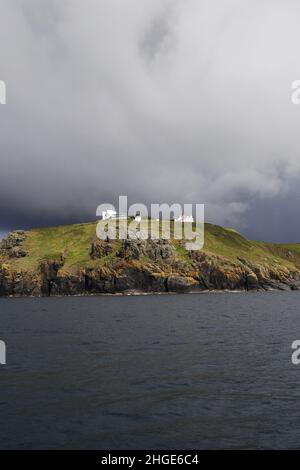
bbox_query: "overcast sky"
[1,0,300,242]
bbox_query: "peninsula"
[1,221,300,296]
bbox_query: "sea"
[0,291,300,449]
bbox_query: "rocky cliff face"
[1,227,300,297]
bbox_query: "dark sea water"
[0,292,300,449]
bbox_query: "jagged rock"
[90,239,113,259]
[117,239,146,260]
[167,275,199,292]
[290,283,300,291]
[113,267,158,292]
[49,273,86,296]
[276,282,291,291]
[84,268,116,293]
[0,265,14,295]
[40,258,65,296]
[117,239,176,261]
[0,231,27,258]
[11,247,27,258]
[12,271,37,296]
[147,239,176,261]
[246,272,260,290]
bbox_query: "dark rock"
[246,272,260,290]
[40,258,65,296]
[146,240,175,261]
[117,239,146,260]
[90,239,114,259]
[276,282,291,291]
[84,269,116,293]
[117,239,176,261]
[166,275,198,292]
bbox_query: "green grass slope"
[6,221,300,273]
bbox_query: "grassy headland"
[1,220,300,296]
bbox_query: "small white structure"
[102,210,127,220]
[175,215,194,223]
[102,209,116,220]
[134,211,142,222]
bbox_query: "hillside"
[1,221,300,296]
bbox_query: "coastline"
[1,286,297,300]
[2,223,300,298]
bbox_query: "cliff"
[1,221,300,296]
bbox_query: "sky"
[1,0,300,242]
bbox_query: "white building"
[134,211,142,222]
[101,210,127,220]
[175,215,194,223]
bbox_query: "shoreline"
[1,287,298,300]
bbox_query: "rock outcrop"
[0,231,27,258]
[116,239,176,261]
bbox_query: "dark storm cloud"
[1,0,300,241]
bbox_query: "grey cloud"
[140,4,175,61]
[0,0,300,241]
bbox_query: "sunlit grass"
[5,220,300,273]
